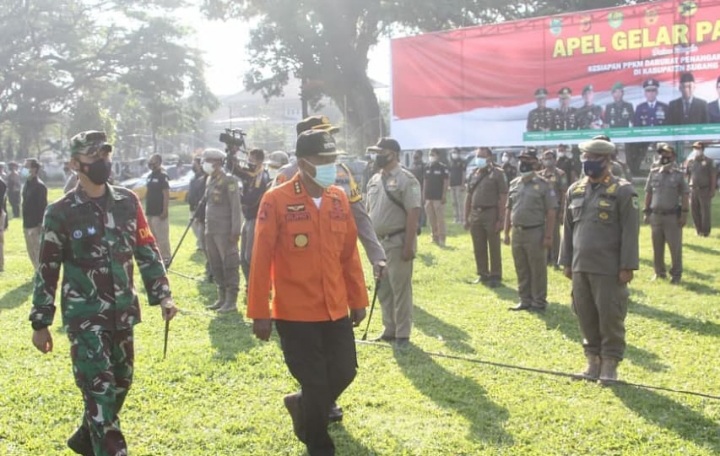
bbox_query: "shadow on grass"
[535,302,668,373]
[417,252,437,267]
[629,301,720,338]
[394,345,513,446]
[208,313,255,361]
[638,256,713,283]
[684,243,716,256]
[331,424,375,456]
[0,282,34,310]
[414,306,475,354]
[613,386,720,452]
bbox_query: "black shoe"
[670,276,681,285]
[651,273,667,281]
[394,337,410,349]
[283,393,306,442]
[372,334,395,343]
[487,278,501,288]
[470,275,488,284]
[529,305,546,313]
[67,425,93,456]
[508,303,531,311]
[328,403,343,423]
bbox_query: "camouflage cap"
[579,139,616,156]
[519,147,539,160]
[692,141,705,150]
[70,131,112,158]
[264,150,290,168]
[296,115,340,136]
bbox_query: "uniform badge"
[287,204,305,212]
[534,184,540,190]
[87,226,96,235]
[73,230,83,239]
[294,234,309,248]
[599,200,611,208]
[599,212,609,220]
[606,184,617,194]
[632,197,639,209]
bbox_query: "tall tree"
[202,0,648,150]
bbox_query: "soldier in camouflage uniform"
[30,130,178,456]
[576,85,604,130]
[604,82,634,128]
[526,88,554,132]
[551,87,578,131]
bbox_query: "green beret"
[579,139,616,156]
[611,82,624,91]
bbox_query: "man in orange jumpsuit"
[248,129,368,456]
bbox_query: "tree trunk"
[333,76,382,156]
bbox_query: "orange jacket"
[247,174,368,321]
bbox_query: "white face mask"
[202,162,215,175]
[268,168,279,179]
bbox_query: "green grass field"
[1,186,719,455]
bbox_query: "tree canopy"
[202,0,650,151]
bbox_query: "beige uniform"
[466,166,507,281]
[366,165,421,339]
[645,165,689,280]
[507,174,558,309]
[539,167,567,265]
[686,156,716,236]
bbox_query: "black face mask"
[660,156,673,165]
[376,154,391,168]
[81,160,112,185]
[519,162,535,173]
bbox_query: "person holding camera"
[236,148,272,295]
[145,154,172,266]
[202,148,243,313]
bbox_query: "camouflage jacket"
[30,185,171,332]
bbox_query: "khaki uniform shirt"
[467,166,507,222]
[645,165,689,211]
[366,165,421,238]
[686,157,717,189]
[205,172,242,236]
[507,174,558,227]
[560,175,639,276]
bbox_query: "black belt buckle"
[514,224,542,231]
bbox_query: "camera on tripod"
[219,128,247,150]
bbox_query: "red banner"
[391,0,720,148]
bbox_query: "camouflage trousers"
[68,329,134,456]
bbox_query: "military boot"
[206,287,226,310]
[217,288,238,313]
[573,354,600,381]
[67,424,93,456]
[598,357,620,385]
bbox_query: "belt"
[691,186,709,190]
[651,209,678,215]
[513,224,543,231]
[378,228,405,241]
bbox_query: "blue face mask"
[473,157,487,169]
[582,158,606,178]
[305,160,337,188]
[20,168,30,179]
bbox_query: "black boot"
[67,424,94,456]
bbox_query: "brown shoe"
[572,355,600,381]
[283,393,305,442]
[598,357,620,385]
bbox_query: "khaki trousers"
[425,200,446,242]
[205,233,240,293]
[378,236,414,339]
[148,216,172,265]
[511,226,547,308]
[572,272,628,360]
[650,213,682,279]
[469,208,502,279]
[450,186,465,222]
[691,188,712,236]
[24,226,42,271]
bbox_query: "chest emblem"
[73,230,83,239]
[294,234,309,248]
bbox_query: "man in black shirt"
[145,154,171,266]
[22,158,47,271]
[187,156,207,251]
[449,148,467,224]
[424,148,450,246]
[237,148,271,290]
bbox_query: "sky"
[179,13,392,96]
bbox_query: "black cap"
[656,142,675,154]
[295,130,340,158]
[519,148,538,159]
[534,88,548,98]
[680,72,695,84]
[582,84,593,95]
[643,79,659,90]
[367,137,401,153]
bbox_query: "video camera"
[219,128,249,175]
